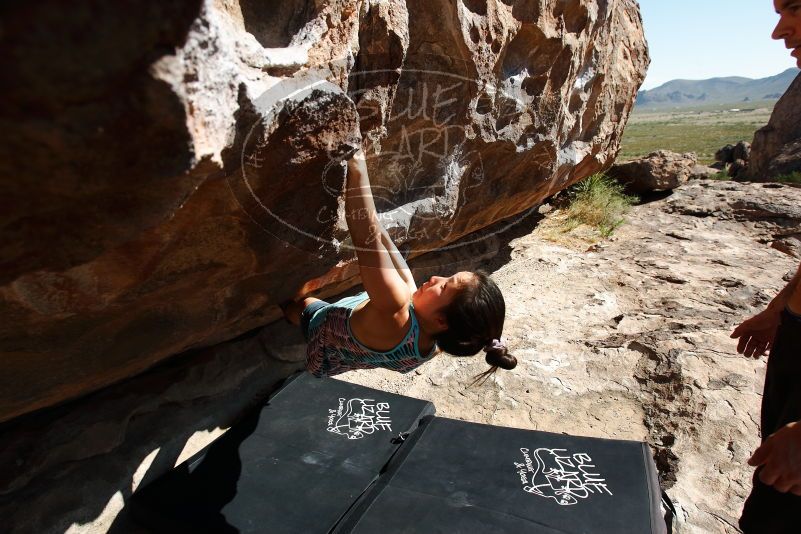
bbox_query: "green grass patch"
[562,174,637,238]
[619,104,774,165]
[775,171,801,184]
[709,170,731,181]
[619,121,763,165]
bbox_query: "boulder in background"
[748,71,801,180]
[609,150,697,193]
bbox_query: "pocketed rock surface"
[341,179,801,533]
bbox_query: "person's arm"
[345,150,410,313]
[731,261,801,357]
[768,263,800,313]
[787,263,801,314]
[749,421,801,496]
[378,227,417,292]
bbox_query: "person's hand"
[346,148,367,175]
[749,422,801,495]
[730,307,781,358]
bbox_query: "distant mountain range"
[635,68,800,109]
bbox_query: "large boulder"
[768,139,801,177]
[733,140,751,162]
[748,71,801,180]
[713,141,750,178]
[690,164,720,179]
[0,0,649,423]
[728,140,752,178]
[715,143,735,165]
[609,150,698,193]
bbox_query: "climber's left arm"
[345,150,410,314]
[378,227,417,293]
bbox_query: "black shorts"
[740,308,801,533]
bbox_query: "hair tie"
[484,337,504,352]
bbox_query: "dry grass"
[537,174,637,246]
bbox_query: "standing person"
[733,262,801,532]
[282,148,517,382]
[732,5,801,531]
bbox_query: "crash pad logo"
[326,397,392,440]
[514,447,613,506]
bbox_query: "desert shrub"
[774,171,801,184]
[562,174,637,237]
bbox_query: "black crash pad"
[130,373,435,533]
[334,416,665,534]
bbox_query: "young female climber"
[282,149,516,383]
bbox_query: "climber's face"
[773,0,801,67]
[412,272,476,332]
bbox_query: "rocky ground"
[341,179,801,533]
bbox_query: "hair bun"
[485,345,517,370]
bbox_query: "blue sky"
[639,0,798,89]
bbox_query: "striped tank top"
[305,291,437,377]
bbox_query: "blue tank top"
[305,291,437,377]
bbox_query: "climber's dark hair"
[433,269,517,385]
